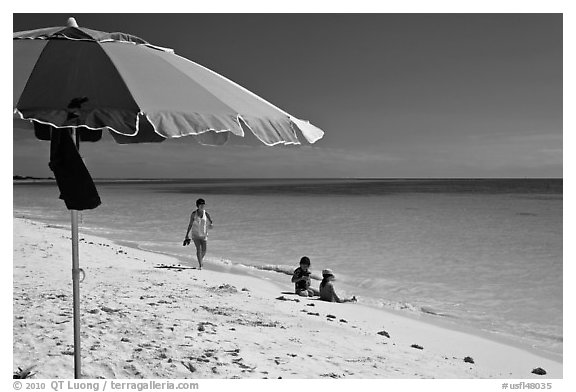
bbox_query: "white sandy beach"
[12,217,562,379]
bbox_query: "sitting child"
[319,269,357,303]
[291,256,319,297]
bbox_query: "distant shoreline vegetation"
[13,175,55,181]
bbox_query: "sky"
[11,10,564,178]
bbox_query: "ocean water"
[13,178,563,360]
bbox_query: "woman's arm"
[185,211,195,238]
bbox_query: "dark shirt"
[292,267,311,291]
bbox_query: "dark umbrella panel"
[14,19,324,146]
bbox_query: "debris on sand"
[154,264,195,271]
[320,372,342,378]
[197,321,217,332]
[13,366,36,379]
[532,367,547,375]
[100,306,122,313]
[275,295,300,302]
[181,361,196,373]
[208,284,238,294]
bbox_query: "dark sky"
[12,13,563,178]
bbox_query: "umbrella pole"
[72,211,81,378]
[71,129,82,379]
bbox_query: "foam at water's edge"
[130,245,566,362]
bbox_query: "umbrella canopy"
[14,18,324,146]
[13,17,326,379]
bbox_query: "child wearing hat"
[319,269,357,303]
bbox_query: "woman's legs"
[193,238,207,269]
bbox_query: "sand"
[12,217,562,380]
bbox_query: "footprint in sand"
[232,358,256,371]
[320,372,342,378]
[181,361,197,374]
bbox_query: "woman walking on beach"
[184,198,213,270]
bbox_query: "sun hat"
[322,269,334,277]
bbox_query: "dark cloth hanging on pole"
[48,127,101,211]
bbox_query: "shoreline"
[13,217,562,379]
[126,238,563,364]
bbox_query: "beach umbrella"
[13,17,325,378]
